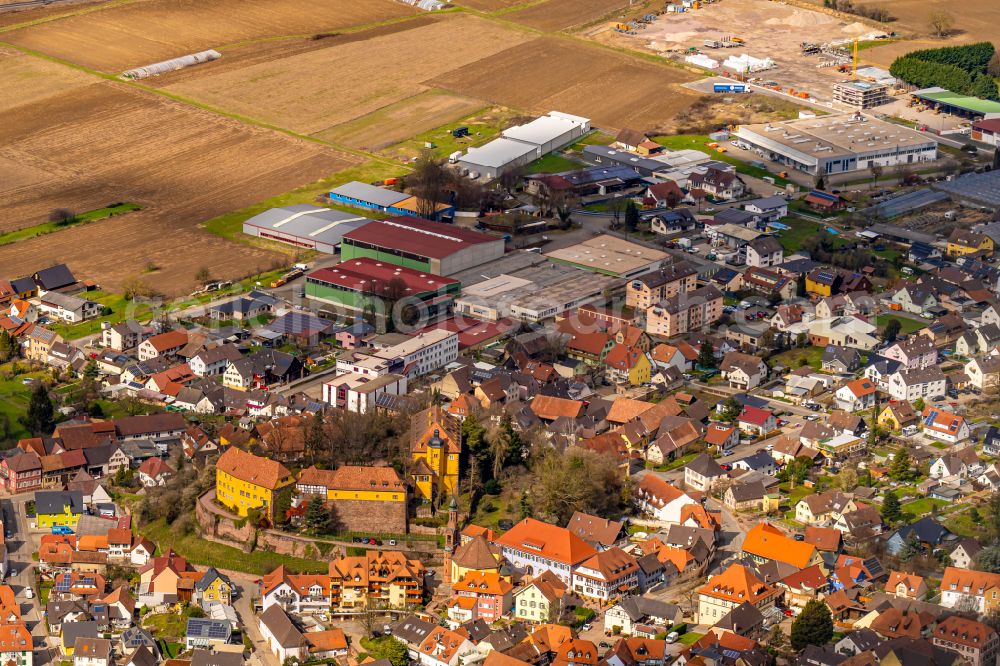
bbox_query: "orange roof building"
[741,522,822,570]
[450,571,513,622]
[215,446,294,518]
[495,518,596,586]
[697,564,779,624]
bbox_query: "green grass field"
[383,108,522,162]
[569,130,616,150]
[652,135,791,186]
[0,203,141,247]
[876,315,926,335]
[524,152,585,175]
[141,518,329,575]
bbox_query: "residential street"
[2,493,53,666]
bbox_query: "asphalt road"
[2,492,53,666]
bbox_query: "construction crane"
[852,37,858,80]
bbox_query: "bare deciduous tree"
[928,10,955,37]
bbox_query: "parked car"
[666,632,680,644]
[51,526,74,535]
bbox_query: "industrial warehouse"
[544,236,668,278]
[735,112,938,177]
[241,205,372,254]
[454,258,621,323]
[328,181,455,220]
[339,217,505,276]
[303,258,460,320]
[457,111,591,179]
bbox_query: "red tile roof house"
[136,330,188,362]
[0,451,42,493]
[737,406,776,437]
[137,457,176,487]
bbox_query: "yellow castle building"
[410,406,460,503]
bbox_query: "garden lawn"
[0,366,51,445]
[49,290,155,340]
[140,519,328,575]
[651,135,791,185]
[771,346,824,371]
[678,632,704,645]
[876,315,926,335]
[773,218,848,253]
[902,497,949,517]
[143,612,189,638]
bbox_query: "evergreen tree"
[697,341,716,369]
[882,318,902,343]
[304,497,331,534]
[889,447,914,481]
[83,359,98,379]
[719,397,742,422]
[21,382,55,436]
[791,599,834,650]
[899,531,923,561]
[0,329,15,362]
[881,490,903,523]
[624,201,640,232]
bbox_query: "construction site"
[590,0,900,108]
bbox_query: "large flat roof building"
[340,217,505,276]
[242,205,372,254]
[304,258,460,322]
[736,113,937,176]
[545,236,668,278]
[458,111,590,180]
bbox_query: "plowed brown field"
[2,0,416,72]
[504,0,631,30]
[431,37,698,131]
[163,14,534,135]
[0,56,357,295]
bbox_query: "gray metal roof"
[933,170,1000,208]
[244,204,372,246]
[329,182,410,208]
[460,138,537,169]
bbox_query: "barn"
[242,205,372,254]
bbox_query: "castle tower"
[443,496,459,584]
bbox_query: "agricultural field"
[801,0,1000,67]
[309,90,486,152]
[0,68,356,295]
[504,0,633,30]
[2,0,418,72]
[163,14,534,136]
[432,36,698,130]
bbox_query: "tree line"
[890,42,999,101]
